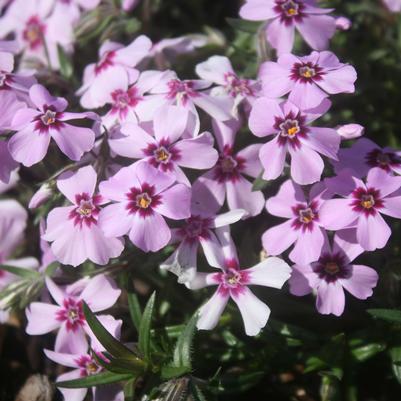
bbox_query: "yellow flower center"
[136,193,152,209]
[155,147,170,163]
[41,110,56,126]
[299,66,316,79]
[360,194,375,209]
[299,208,315,224]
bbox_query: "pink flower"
[289,231,378,316]
[239,0,336,55]
[44,315,123,401]
[262,180,332,265]
[122,0,141,12]
[142,70,232,131]
[161,178,245,283]
[249,98,340,184]
[92,69,164,128]
[195,55,259,114]
[196,119,265,218]
[336,123,364,140]
[109,106,218,185]
[259,51,357,110]
[77,36,152,109]
[0,0,71,69]
[335,16,352,31]
[26,275,121,353]
[383,0,401,12]
[98,161,191,252]
[43,166,124,267]
[333,138,401,178]
[187,227,291,336]
[8,84,97,167]
[319,168,401,251]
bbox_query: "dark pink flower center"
[313,252,350,283]
[351,187,383,216]
[365,149,401,173]
[224,72,254,97]
[76,355,103,377]
[274,0,305,25]
[275,112,307,149]
[214,146,246,183]
[95,51,116,75]
[290,62,324,83]
[23,16,46,50]
[166,79,199,105]
[143,139,180,172]
[69,193,101,228]
[126,183,162,217]
[110,86,143,119]
[178,215,212,244]
[215,259,250,296]
[34,107,64,134]
[56,298,85,331]
[292,201,319,232]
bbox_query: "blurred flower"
[29,183,53,209]
[43,166,124,267]
[109,106,218,185]
[8,84,98,167]
[196,119,264,218]
[239,0,336,55]
[320,168,401,251]
[249,98,340,184]
[335,16,352,31]
[262,180,333,265]
[333,137,401,178]
[336,123,364,140]
[26,275,121,353]
[99,161,191,252]
[259,50,357,110]
[187,227,291,336]
[289,231,378,316]
[383,0,401,12]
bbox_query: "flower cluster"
[1,0,400,399]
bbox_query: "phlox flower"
[109,106,218,185]
[249,98,340,184]
[98,161,191,252]
[335,16,352,31]
[196,119,265,218]
[90,68,165,129]
[239,0,336,55]
[122,0,141,12]
[319,168,401,251]
[26,275,121,353]
[77,36,152,109]
[195,55,259,114]
[8,84,98,167]
[333,138,401,178]
[45,316,123,401]
[259,51,357,110]
[262,179,332,265]
[43,166,124,267]
[141,69,232,132]
[336,123,364,140]
[0,0,71,69]
[187,227,291,336]
[161,177,245,283]
[289,231,378,316]
[383,0,401,12]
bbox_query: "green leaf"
[351,343,386,362]
[138,292,155,361]
[189,380,207,401]
[128,292,142,331]
[92,352,144,375]
[252,174,269,192]
[83,302,136,359]
[367,308,401,324]
[57,45,73,79]
[173,313,198,370]
[226,18,263,34]
[0,264,40,279]
[57,371,133,388]
[161,365,191,380]
[390,346,401,384]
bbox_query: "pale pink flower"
[196,119,265,218]
[187,227,291,336]
[109,106,218,185]
[26,275,121,353]
[289,231,378,316]
[43,166,124,267]
[9,84,97,167]
[99,161,191,252]
[77,36,152,109]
